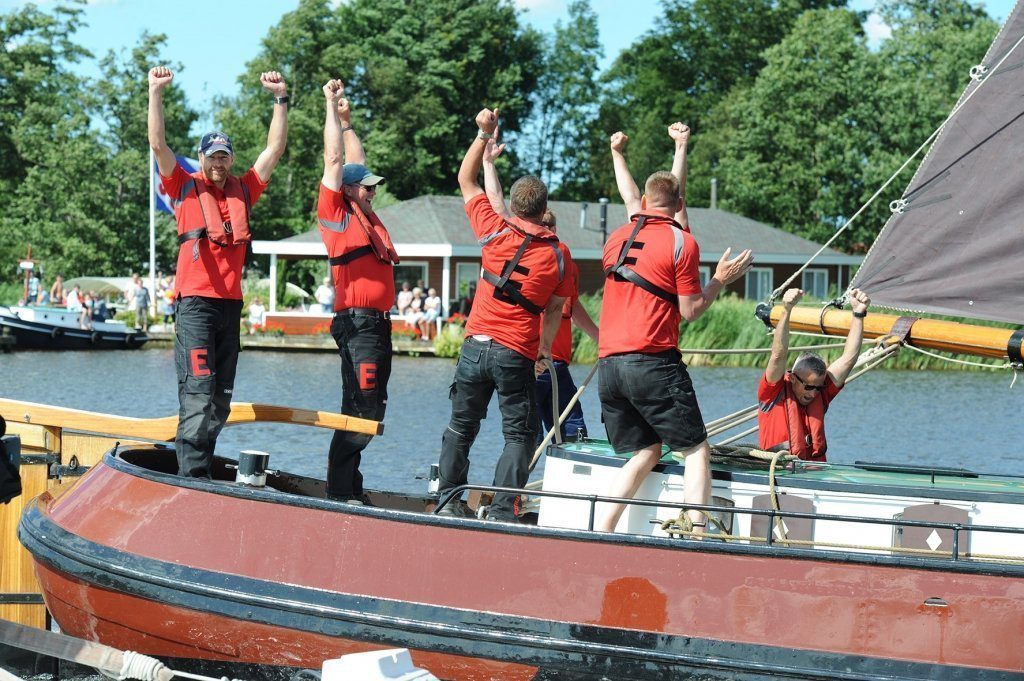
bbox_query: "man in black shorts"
[596,125,752,533]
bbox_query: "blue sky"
[2,0,1017,130]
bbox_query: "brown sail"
[850,7,1024,326]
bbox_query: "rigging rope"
[768,27,1024,303]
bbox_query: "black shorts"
[598,350,707,454]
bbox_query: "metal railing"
[433,484,1024,563]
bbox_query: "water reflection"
[3,349,1022,491]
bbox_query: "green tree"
[588,0,845,201]
[0,23,196,278]
[714,8,876,244]
[517,0,603,199]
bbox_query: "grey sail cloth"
[851,6,1024,325]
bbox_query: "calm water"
[2,347,1022,491]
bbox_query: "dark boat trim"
[103,448,1024,579]
[551,445,1024,505]
[20,503,1021,681]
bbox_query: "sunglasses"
[791,373,826,392]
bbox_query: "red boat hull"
[19,449,1024,680]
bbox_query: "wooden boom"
[765,305,1022,361]
[0,398,384,442]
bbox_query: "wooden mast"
[759,305,1022,362]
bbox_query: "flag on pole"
[153,155,200,214]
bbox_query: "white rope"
[898,342,1013,370]
[770,27,1024,302]
[117,651,166,681]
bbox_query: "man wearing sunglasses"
[318,79,399,504]
[758,287,871,461]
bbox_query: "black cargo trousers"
[326,311,393,499]
[174,296,243,478]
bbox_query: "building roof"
[254,195,861,265]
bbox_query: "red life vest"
[326,196,400,269]
[772,382,829,461]
[175,172,252,261]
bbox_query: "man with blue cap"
[318,79,399,504]
[148,65,289,478]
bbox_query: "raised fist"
[260,71,288,97]
[668,122,690,146]
[610,131,629,152]
[782,288,804,309]
[483,128,506,162]
[848,288,870,314]
[322,79,344,102]
[148,66,174,91]
[476,108,499,135]
[337,97,351,125]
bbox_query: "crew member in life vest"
[318,79,399,504]
[480,130,598,442]
[437,108,575,523]
[758,287,871,461]
[595,125,753,534]
[148,66,289,478]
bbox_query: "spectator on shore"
[161,276,176,329]
[396,281,413,314]
[406,286,425,334]
[314,276,335,314]
[130,273,150,331]
[49,275,65,307]
[248,297,266,334]
[420,287,441,340]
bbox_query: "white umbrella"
[256,278,310,299]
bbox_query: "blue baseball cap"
[342,163,385,187]
[199,131,233,156]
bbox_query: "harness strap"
[603,216,678,305]
[328,244,375,267]
[480,269,545,315]
[178,228,207,263]
[480,233,546,315]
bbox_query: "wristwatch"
[852,310,867,318]
[340,125,353,133]
[477,130,494,140]
[274,95,290,105]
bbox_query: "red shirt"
[548,260,579,364]
[757,373,842,458]
[161,163,268,300]
[464,195,575,359]
[317,184,396,312]
[598,212,702,357]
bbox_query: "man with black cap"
[148,65,289,478]
[318,79,398,503]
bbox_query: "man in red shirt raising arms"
[596,124,753,533]
[317,79,399,503]
[437,108,575,522]
[148,66,288,478]
[758,287,870,461]
[480,130,599,442]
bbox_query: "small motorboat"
[0,305,147,350]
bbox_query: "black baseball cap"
[199,131,233,156]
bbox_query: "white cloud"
[864,12,892,48]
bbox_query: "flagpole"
[149,147,157,318]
